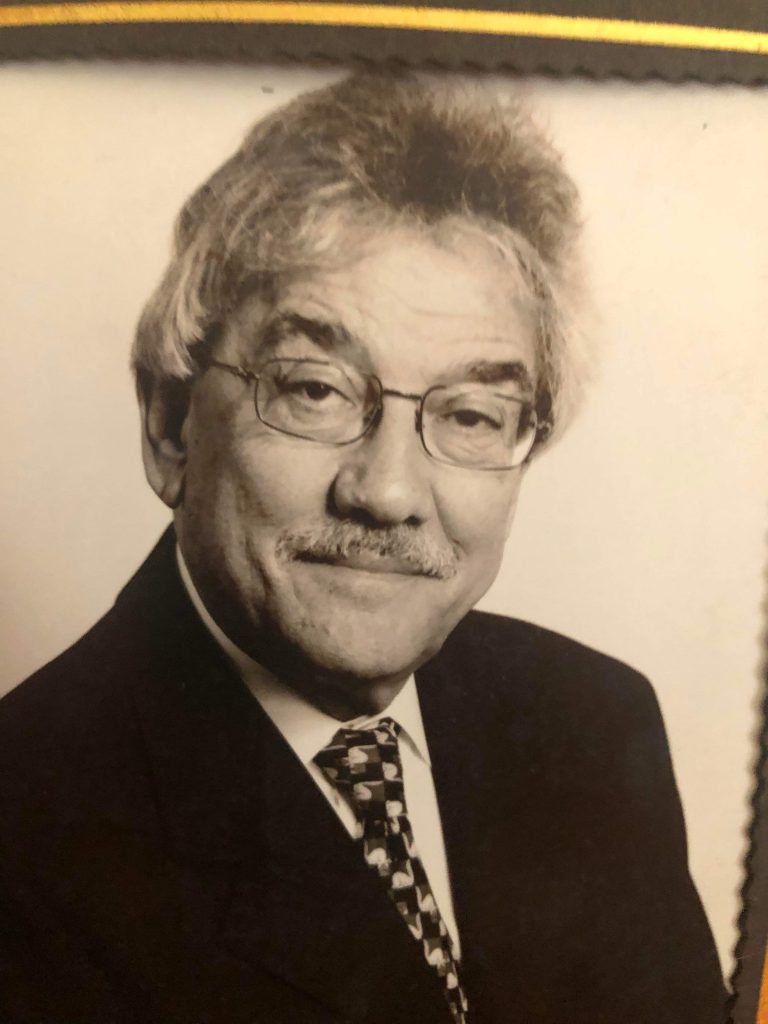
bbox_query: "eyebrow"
[259,312,373,370]
[457,359,535,394]
[258,313,534,393]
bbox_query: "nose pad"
[414,407,423,435]
[365,403,384,436]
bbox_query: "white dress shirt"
[176,549,462,955]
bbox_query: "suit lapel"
[121,531,450,1023]
[416,616,542,1016]
[219,711,451,1023]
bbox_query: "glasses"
[206,357,545,470]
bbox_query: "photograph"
[1,61,766,1023]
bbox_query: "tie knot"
[314,717,404,820]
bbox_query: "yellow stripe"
[759,946,768,1024]
[0,1,767,54]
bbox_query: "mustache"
[275,522,459,580]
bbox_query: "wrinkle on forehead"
[256,309,535,394]
[223,218,539,385]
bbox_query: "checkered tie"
[314,718,468,1023]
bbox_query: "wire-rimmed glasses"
[206,357,543,470]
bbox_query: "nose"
[331,398,432,527]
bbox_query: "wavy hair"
[133,72,596,444]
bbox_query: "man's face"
[172,222,538,696]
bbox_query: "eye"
[290,379,339,402]
[274,369,353,407]
[266,363,360,421]
[449,408,502,431]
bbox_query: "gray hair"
[133,72,595,445]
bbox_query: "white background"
[1,63,766,977]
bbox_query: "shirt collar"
[176,546,432,768]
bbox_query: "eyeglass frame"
[202,356,551,471]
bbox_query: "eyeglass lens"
[255,358,536,469]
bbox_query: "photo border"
[0,0,766,80]
[1,7,766,1020]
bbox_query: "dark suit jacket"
[0,531,725,1023]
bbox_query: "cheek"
[437,471,522,563]
[186,419,340,535]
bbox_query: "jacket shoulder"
[0,607,161,846]
[0,532,184,819]
[448,608,653,695]
[425,609,665,752]
[0,530,181,763]
[0,607,133,766]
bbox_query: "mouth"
[295,552,432,577]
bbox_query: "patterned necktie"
[314,718,468,1023]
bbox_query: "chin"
[275,601,454,684]
[230,558,477,685]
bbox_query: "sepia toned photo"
[1,63,765,1023]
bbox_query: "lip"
[295,553,428,576]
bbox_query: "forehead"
[222,222,539,384]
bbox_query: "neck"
[281,669,411,722]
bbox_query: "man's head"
[134,73,593,715]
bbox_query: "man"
[0,73,724,1023]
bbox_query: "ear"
[138,374,192,509]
